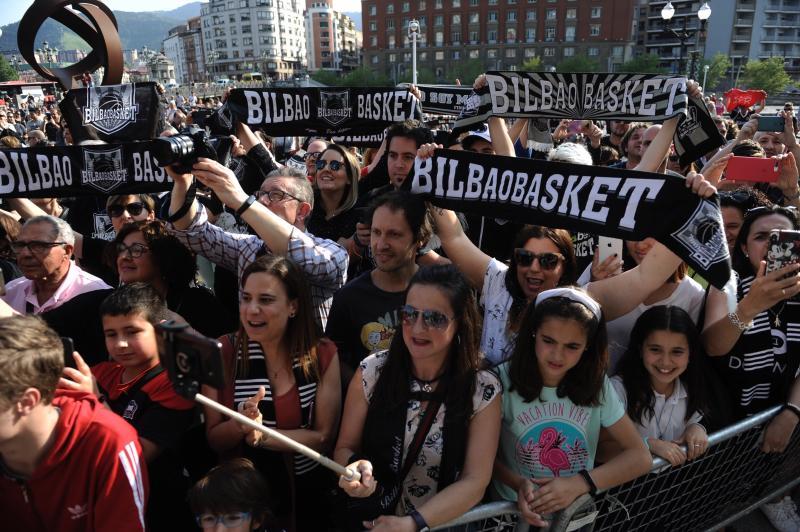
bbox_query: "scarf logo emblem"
[318,90,352,126]
[81,147,128,194]
[82,84,139,135]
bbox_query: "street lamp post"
[660,1,711,77]
[703,64,710,92]
[408,19,420,85]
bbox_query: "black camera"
[150,125,233,174]
[157,320,225,400]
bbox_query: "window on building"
[369,21,376,30]
[507,28,516,41]
[525,47,536,57]
[435,15,443,25]
[387,19,395,28]
[388,35,395,48]
[469,49,480,58]
[546,8,556,19]
[565,26,575,42]
[453,14,461,24]
[453,50,461,59]
[419,51,428,60]
[453,0,461,6]
[320,21,328,27]
[591,6,602,18]
[371,55,379,63]
[435,31,444,44]
[588,47,599,56]
[526,10,536,20]
[436,50,445,60]
[566,8,576,19]
[487,49,497,58]
[387,3,394,14]
[402,2,410,12]
[564,46,575,57]
[525,28,535,41]
[470,0,478,5]
[544,47,555,56]
[435,0,443,8]
[488,30,498,42]
[545,26,555,41]
[469,30,479,42]
[243,37,253,45]
[590,24,600,36]
[508,10,517,21]
[389,53,396,61]
[469,12,479,23]
[452,31,461,42]
[506,48,516,57]
[488,11,498,21]
[612,45,623,57]
[369,5,376,16]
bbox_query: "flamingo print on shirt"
[537,427,571,477]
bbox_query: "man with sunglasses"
[1,215,110,314]
[166,159,347,329]
[304,137,329,179]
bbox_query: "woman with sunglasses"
[336,265,501,532]
[306,144,361,251]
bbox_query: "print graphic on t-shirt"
[92,213,115,241]
[513,402,591,479]
[360,322,394,354]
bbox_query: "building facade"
[200,0,307,81]
[362,0,636,82]
[305,0,361,72]
[163,17,207,84]
[637,0,709,78]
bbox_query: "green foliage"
[341,67,391,87]
[741,57,792,95]
[449,58,485,85]
[0,56,18,82]
[310,69,341,86]
[556,54,599,73]
[699,53,731,91]
[618,53,667,74]
[520,57,543,72]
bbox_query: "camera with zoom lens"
[150,125,233,174]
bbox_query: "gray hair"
[547,142,593,166]
[23,215,75,246]
[265,167,314,208]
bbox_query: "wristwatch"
[408,510,430,532]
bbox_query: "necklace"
[413,374,442,393]
[769,301,788,328]
[654,392,677,440]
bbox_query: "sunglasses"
[719,190,752,206]
[514,249,564,270]
[400,304,455,330]
[108,202,146,218]
[316,159,343,172]
[668,154,681,162]
[303,151,322,161]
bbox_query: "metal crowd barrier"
[432,405,800,531]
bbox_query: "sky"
[0,0,362,28]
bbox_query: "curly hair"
[114,220,197,295]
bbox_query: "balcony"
[762,35,800,42]
[763,19,800,27]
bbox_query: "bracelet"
[407,510,430,532]
[578,469,598,497]
[235,195,256,217]
[728,311,753,332]
[783,402,800,421]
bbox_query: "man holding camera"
[166,153,348,329]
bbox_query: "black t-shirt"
[324,271,405,372]
[464,214,522,263]
[306,200,360,243]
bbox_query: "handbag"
[330,386,446,531]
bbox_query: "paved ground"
[729,487,800,532]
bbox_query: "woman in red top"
[203,255,341,531]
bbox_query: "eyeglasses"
[400,304,455,330]
[254,189,301,203]
[195,512,251,529]
[668,154,681,163]
[108,202,146,218]
[11,240,67,254]
[514,249,564,270]
[316,159,344,172]
[303,151,322,161]
[116,242,149,258]
[719,190,753,206]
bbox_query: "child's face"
[642,330,690,394]
[102,312,159,374]
[535,317,588,387]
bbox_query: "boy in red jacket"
[0,315,147,532]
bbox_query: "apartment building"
[362,0,636,82]
[200,0,307,81]
[305,0,362,72]
[162,17,206,84]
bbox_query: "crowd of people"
[0,73,799,532]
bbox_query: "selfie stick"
[192,393,361,482]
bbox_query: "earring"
[289,312,296,318]
[456,334,461,345]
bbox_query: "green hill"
[0,2,202,53]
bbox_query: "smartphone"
[157,321,225,399]
[757,116,785,132]
[766,230,800,276]
[725,156,780,183]
[61,337,76,369]
[597,236,623,264]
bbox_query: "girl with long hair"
[203,255,341,531]
[335,265,501,531]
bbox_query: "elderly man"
[167,161,347,329]
[2,215,110,314]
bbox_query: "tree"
[0,56,18,83]
[341,67,391,87]
[449,58,485,85]
[617,53,667,74]
[741,57,792,95]
[556,54,599,73]
[698,53,731,91]
[310,69,341,86]
[520,56,543,72]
